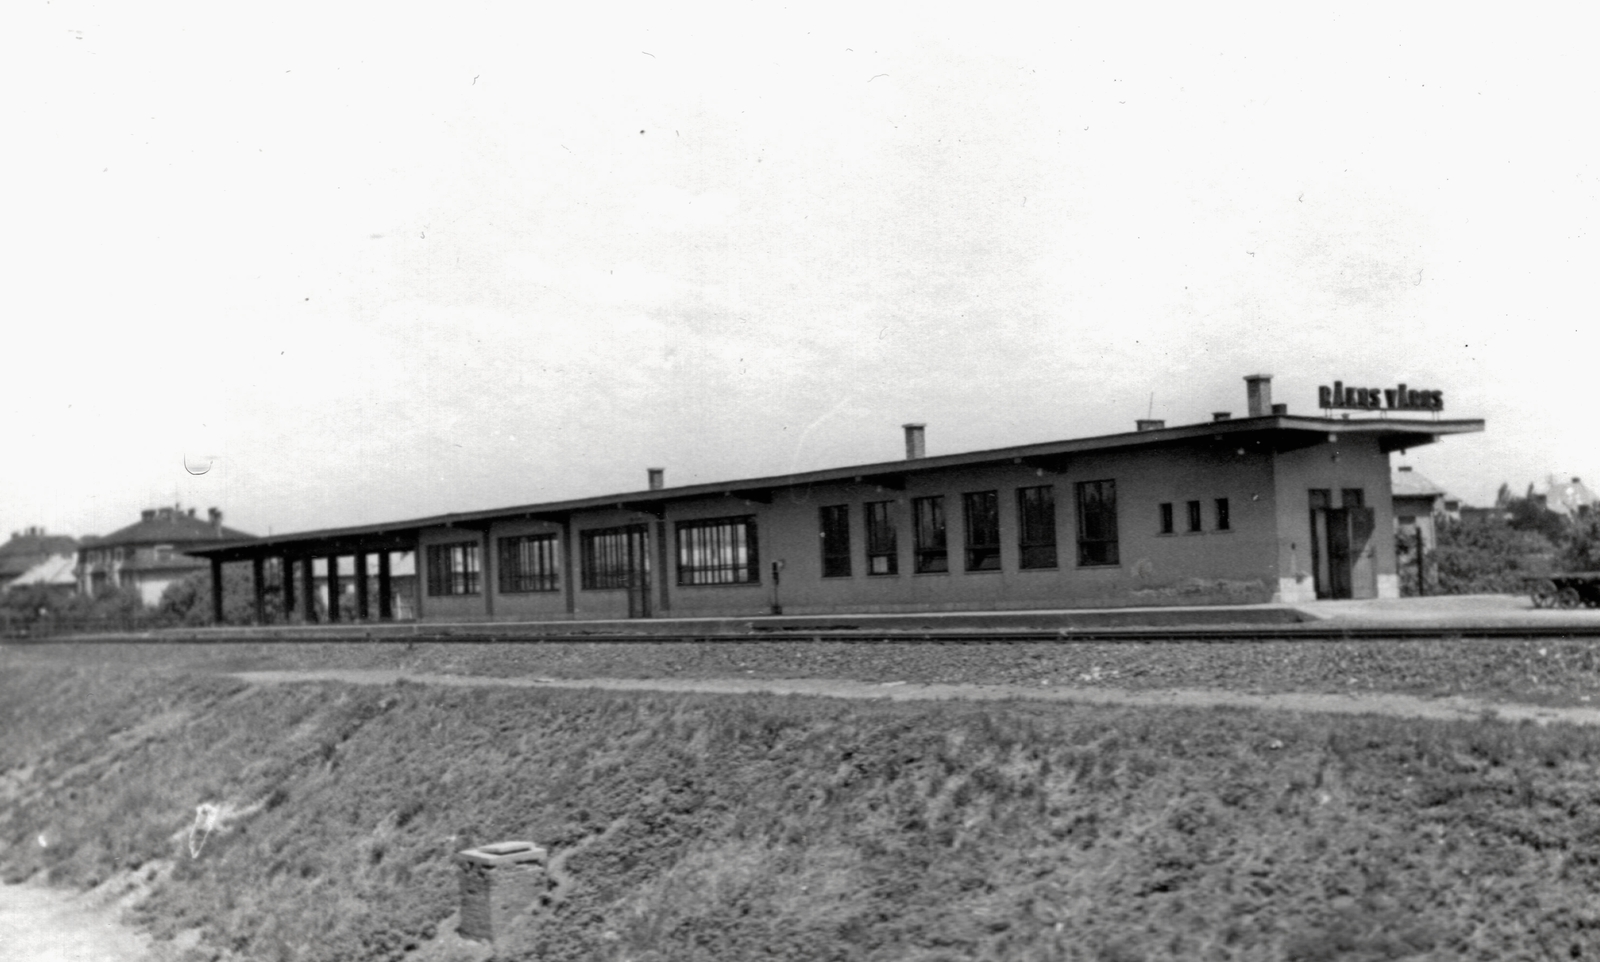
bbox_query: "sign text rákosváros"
[1318,382,1443,412]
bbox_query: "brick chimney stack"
[1245,374,1273,418]
[903,423,926,460]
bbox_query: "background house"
[1531,475,1597,521]
[1392,466,1454,553]
[77,505,254,606]
[0,527,79,592]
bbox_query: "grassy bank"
[4,655,1600,960]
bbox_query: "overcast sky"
[5,3,1596,540]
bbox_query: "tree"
[158,562,285,625]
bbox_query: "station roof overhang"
[185,414,1485,563]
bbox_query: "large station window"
[1017,485,1057,569]
[499,533,560,593]
[913,496,948,573]
[581,526,647,590]
[1075,480,1119,567]
[426,542,480,596]
[677,516,759,586]
[865,501,898,575]
[819,505,851,578]
[963,491,1001,571]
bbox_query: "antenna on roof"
[1147,393,1154,419]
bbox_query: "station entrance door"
[620,524,652,619]
[1310,490,1376,600]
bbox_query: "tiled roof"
[0,531,80,579]
[90,510,254,548]
[4,554,77,589]
[1391,467,1446,498]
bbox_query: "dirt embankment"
[6,655,1600,960]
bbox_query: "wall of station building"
[1270,433,1399,603]
[406,436,1384,622]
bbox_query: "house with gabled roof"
[78,505,254,606]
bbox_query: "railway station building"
[187,375,1483,625]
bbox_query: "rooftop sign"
[1319,381,1443,412]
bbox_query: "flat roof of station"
[187,413,1484,562]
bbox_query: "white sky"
[4,2,1597,539]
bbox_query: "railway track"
[13,621,1600,644]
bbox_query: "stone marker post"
[455,841,549,946]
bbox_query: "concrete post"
[301,557,317,624]
[251,556,266,624]
[326,555,341,622]
[354,551,370,621]
[456,842,549,946]
[377,552,393,620]
[210,557,225,624]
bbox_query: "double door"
[1310,490,1376,600]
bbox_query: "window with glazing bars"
[819,505,851,578]
[913,496,948,573]
[426,542,480,596]
[963,491,1001,571]
[865,501,898,575]
[1017,485,1057,568]
[1075,480,1119,566]
[1215,498,1231,531]
[676,516,759,585]
[499,533,560,592]
[580,526,646,590]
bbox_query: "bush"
[1431,517,1555,594]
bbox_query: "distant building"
[1391,466,1454,552]
[4,553,79,600]
[1531,475,1597,521]
[77,506,254,606]
[0,527,79,592]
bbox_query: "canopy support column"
[210,557,225,624]
[326,554,341,622]
[251,556,266,624]
[355,551,370,620]
[377,552,393,620]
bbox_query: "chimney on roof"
[1271,403,1288,415]
[208,507,222,536]
[1213,412,1231,421]
[1244,374,1273,417]
[1136,419,1165,432]
[141,509,156,522]
[648,468,665,490]
[188,508,196,518]
[903,423,926,460]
